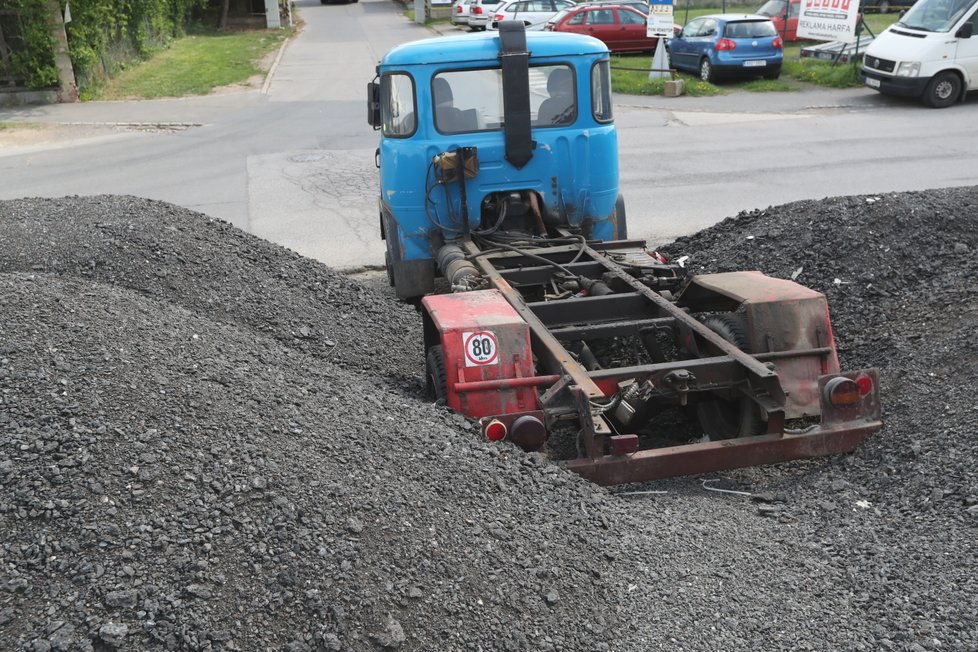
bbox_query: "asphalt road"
[1,0,977,270]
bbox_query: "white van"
[860,0,978,107]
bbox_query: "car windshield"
[549,7,573,22]
[724,20,777,37]
[897,0,978,31]
[756,0,786,15]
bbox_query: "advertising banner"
[647,0,675,38]
[797,0,860,42]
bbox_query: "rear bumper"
[714,56,783,76]
[860,68,928,98]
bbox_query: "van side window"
[382,73,416,138]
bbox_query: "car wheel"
[923,71,961,108]
[699,58,714,83]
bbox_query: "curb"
[262,35,292,95]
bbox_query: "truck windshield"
[898,0,978,31]
[432,65,576,134]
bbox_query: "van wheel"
[699,58,714,83]
[923,71,961,108]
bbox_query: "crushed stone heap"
[1,192,976,651]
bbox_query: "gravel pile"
[1,192,976,651]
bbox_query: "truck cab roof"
[380,31,610,67]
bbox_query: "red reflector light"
[773,36,784,49]
[855,373,874,396]
[485,419,508,442]
[715,38,737,51]
[493,12,503,19]
[472,6,482,13]
[824,377,861,407]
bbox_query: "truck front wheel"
[923,71,961,108]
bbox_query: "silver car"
[452,0,473,27]
[467,0,506,30]
[487,0,577,30]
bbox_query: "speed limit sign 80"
[462,331,499,367]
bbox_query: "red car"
[545,5,660,52]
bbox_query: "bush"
[0,1,59,90]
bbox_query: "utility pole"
[46,0,77,102]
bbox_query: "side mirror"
[956,22,974,38]
[367,81,381,128]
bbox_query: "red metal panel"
[565,423,880,485]
[422,290,538,419]
[682,271,842,418]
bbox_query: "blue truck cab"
[368,25,625,300]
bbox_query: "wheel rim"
[700,60,711,81]
[935,79,954,100]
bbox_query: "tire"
[426,345,448,401]
[695,314,763,440]
[923,71,961,108]
[613,194,628,239]
[699,58,714,84]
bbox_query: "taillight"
[772,36,783,49]
[493,12,503,20]
[715,39,737,51]
[854,373,874,397]
[472,5,482,13]
[456,5,462,12]
[823,377,861,407]
[485,419,508,442]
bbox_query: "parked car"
[546,5,662,52]
[756,0,801,40]
[452,0,472,27]
[580,0,652,13]
[467,0,506,30]
[667,15,783,82]
[487,0,577,31]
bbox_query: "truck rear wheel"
[426,345,448,401]
[696,314,762,440]
[923,71,961,109]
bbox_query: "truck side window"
[382,73,416,138]
[591,60,613,123]
[535,66,576,126]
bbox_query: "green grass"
[90,28,289,100]
[610,55,725,96]
[406,10,452,24]
[672,4,757,23]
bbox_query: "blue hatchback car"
[667,14,783,82]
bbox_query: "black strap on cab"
[498,22,533,169]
